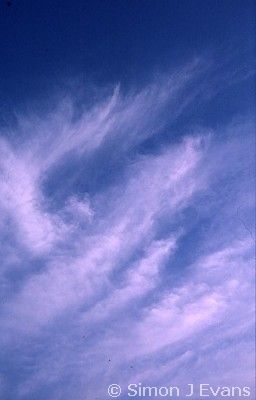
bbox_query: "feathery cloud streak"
[0,57,255,400]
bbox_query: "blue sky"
[0,1,255,399]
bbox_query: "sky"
[0,1,255,400]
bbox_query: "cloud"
[0,58,255,400]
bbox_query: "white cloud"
[0,62,254,400]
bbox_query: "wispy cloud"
[0,57,255,400]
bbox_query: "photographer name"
[127,383,251,397]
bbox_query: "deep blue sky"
[0,0,254,106]
[0,2,255,400]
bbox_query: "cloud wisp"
[0,58,255,400]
